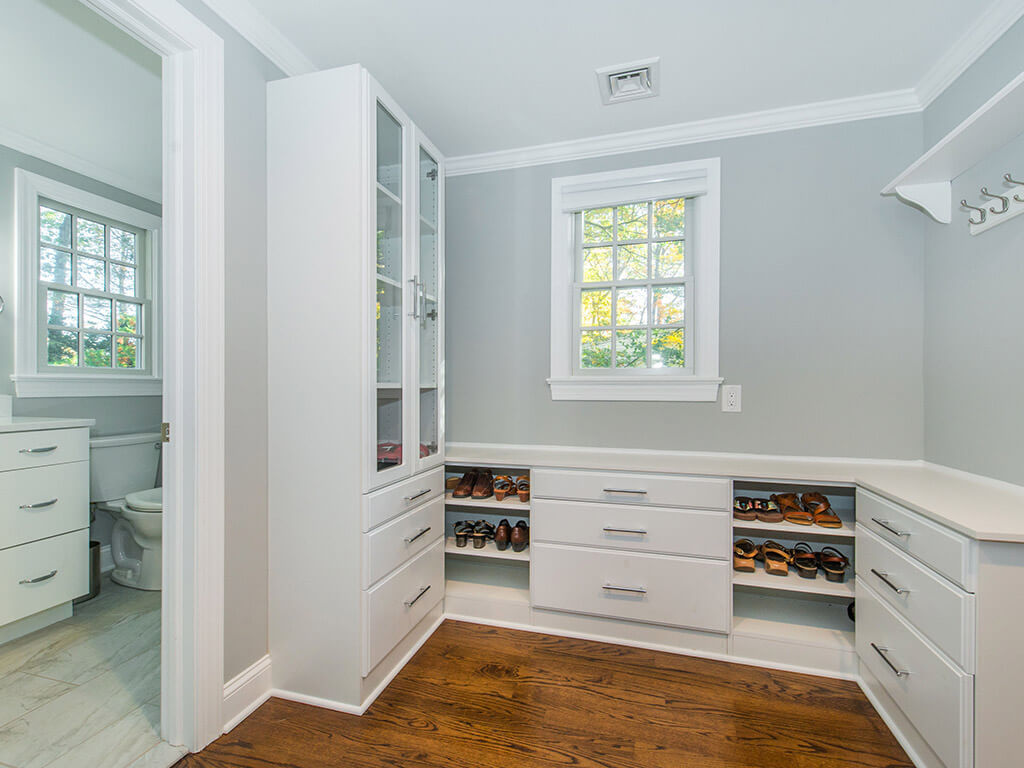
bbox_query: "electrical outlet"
[721,385,742,413]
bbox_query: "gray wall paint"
[446,115,926,458]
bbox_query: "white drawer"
[0,529,89,626]
[533,468,730,510]
[857,490,974,591]
[531,543,730,633]
[0,462,90,550]
[363,496,443,588]
[532,499,728,560]
[857,581,973,768]
[0,429,89,473]
[363,468,444,532]
[363,539,444,675]
[857,526,975,671]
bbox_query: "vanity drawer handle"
[871,518,911,538]
[871,642,911,678]
[404,526,432,544]
[603,488,647,496]
[404,584,431,608]
[403,488,431,502]
[19,498,58,510]
[602,526,648,535]
[19,570,58,585]
[602,583,647,595]
[19,446,57,455]
[871,568,911,595]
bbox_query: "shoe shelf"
[732,517,856,540]
[732,560,855,599]
[445,537,530,562]
[444,491,531,512]
[731,592,854,652]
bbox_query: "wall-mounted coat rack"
[960,173,1024,235]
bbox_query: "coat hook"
[1004,173,1024,203]
[980,187,1010,214]
[961,199,987,225]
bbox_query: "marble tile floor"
[0,576,185,768]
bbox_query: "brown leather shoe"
[452,471,477,498]
[471,470,494,499]
[494,519,512,551]
[510,520,529,552]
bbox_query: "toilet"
[89,432,164,591]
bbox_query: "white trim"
[268,688,364,716]
[547,376,723,402]
[11,374,161,398]
[198,0,316,76]
[222,655,273,733]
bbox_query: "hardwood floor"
[177,620,911,768]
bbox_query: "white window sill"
[548,376,723,402]
[11,374,162,398]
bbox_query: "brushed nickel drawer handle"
[19,446,57,455]
[19,498,59,510]
[602,526,648,535]
[19,570,58,585]
[871,568,911,595]
[404,585,431,608]
[603,488,647,495]
[871,518,911,538]
[871,642,910,678]
[404,488,431,502]
[404,526,431,544]
[602,583,647,595]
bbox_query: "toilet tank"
[89,432,162,503]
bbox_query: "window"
[13,170,162,397]
[549,159,721,401]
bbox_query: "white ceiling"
[247,0,1000,158]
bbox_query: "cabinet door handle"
[602,526,648,535]
[871,518,911,538]
[408,277,422,319]
[603,488,647,496]
[404,488,431,502]
[871,568,911,595]
[404,526,431,544]
[19,498,59,510]
[871,642,910,678]
[19,446,57,455]
[404,584,431,608]
[19,570,58,585]
[602,583,647,595]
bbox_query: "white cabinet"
[267,64,445,711]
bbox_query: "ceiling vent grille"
[596,58,661,105]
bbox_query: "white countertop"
[446,442,1024,543]
[0,417,96,433]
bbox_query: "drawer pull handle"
[19,498,59,510]
[871,518,911,538]
[404,526,432,544]
[19,570,58,585]
[871,568,911,595]
[871,642,910,678]
[19,446,58,455]
[602,526,648,535]
[602,583,647,595]
[603,488,647,496]
[404,584,431,608]
[404,488,432,502]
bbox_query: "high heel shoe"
[472,520,495,549]
[493,475,514,502]
[453,521,474,548]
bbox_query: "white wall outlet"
[721,385,741,413]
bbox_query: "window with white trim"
[549,159,721,401]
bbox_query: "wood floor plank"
[177,620,911,768]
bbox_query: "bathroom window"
[13,170,162,397]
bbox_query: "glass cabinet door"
[416,145,440,464]
[374,101,406,477]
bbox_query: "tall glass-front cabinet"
[267,65,445,710]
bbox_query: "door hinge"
[426,168,438,181]
[160,422,171,443]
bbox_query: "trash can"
[74,541,101,605]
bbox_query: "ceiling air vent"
[596,58,660,105]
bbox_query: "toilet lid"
[125,487,162,512]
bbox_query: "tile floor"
[0,575,185,768]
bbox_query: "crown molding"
[446,89,920,177]
[200,0,316,77]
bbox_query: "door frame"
[79,0,226,751]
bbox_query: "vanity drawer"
[0,429,89,473]
[532,468,730,510]
[363,539,443,675]
[363,496,443,588]
[857,490,974,590]
[0,462,90,550]
[857,582,973,768]
[857,526,975,671]
[0,529,89,626]
[532,499,728,560]
[531,543,730,633]
[363,468,444,532]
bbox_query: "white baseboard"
[268,687,364,716]
[100,544,114,574]
[222,654,272,733]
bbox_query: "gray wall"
[445,115,926,458]
[922,18,1024,485]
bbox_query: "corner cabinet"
[267,65,446,711]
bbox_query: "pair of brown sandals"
[734,492,841,528]
[733,538,849,582]
[450,469,530,502]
